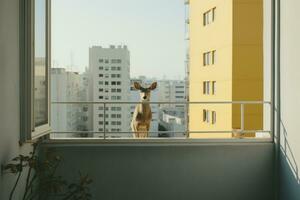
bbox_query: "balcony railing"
[50,101,272,142]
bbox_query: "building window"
[105,81,109,85]
[99,81,103,85]
[105,59,109,63]
[212,81,216,95]
[99,66,103,70]
[99,96,103,100]
[206,111,210,123]
[99,88,103,92]
[203,50,216,66]
[203,7,216,26]
[203,109,207,122]
[212,50,216,65]
[99,59,104,63]
[203,81,210,94]
[99,74,103,77]
[212,111,217,124]
[111,59,122,64]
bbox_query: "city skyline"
[51,0,186,80]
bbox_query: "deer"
[131,82,157,138]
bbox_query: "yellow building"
[188,0,263,138]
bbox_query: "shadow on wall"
[280,120,300,200]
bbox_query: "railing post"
[241,103,245,133]
[103,102,106,140]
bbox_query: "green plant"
[2,142,93,200]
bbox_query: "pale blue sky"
[51,0,186,79]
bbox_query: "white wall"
[0,0,33,199]
[279,1,300,199]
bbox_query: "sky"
[51,0,187,80]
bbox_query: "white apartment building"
[51,68,83,138]
[89,45,131,138]
[130,77,159,136]
[157,80,187,108]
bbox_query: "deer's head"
[133,82,157,102]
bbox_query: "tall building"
[188,0,263,138]
[130,77,159,136]
[89,45,131,138]
[51,68,84,138]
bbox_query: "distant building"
[159,107,186,138]
[51,68,84,138]
[89,45,131,138]
[130,77,159,136]
[157,80,187,108]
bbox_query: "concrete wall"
[48,144,275,200]
[279,0,300,199]
[0,0,33,199]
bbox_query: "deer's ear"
[149,82,157,90]
[133,82,141,90]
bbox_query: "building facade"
[51,68,84,138]
[188,0,263,138]
[89,45,131,138]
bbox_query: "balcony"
[1,0,300,200]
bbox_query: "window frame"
[20,0,52,142]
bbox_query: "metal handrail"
[51,101,272,139]
[52,101,271,105]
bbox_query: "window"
[99,96,103,100]
[212,50,216,65]
[20,0,51,141]
[99,88,103,92]
[99,59,104,63]
[83,107,88,112]
[203,7,216,26]
[99,81,103,85]
[99,66,103,70]
[203,50,216,66]
[203,109,207,122]
[203,81,210,95]
[206,111,210,123]
[99,74,103,77]
[212,81,216,95]
[212,111,217,124]
[111,59,122,63]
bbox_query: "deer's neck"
[140,102,150,113]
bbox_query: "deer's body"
[131,82,157,138]
[131,103,152,138]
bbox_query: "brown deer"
[131,82,157,138]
